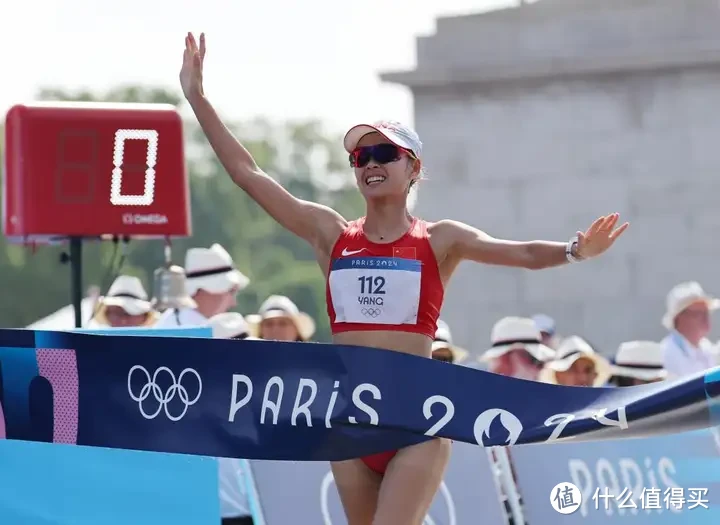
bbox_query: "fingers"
[184,32,205,69]
[600,213,619,231]
[588,215,606,235]
[609,221,630,241]
[589,212,621,235]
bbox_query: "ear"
[409,158,421,177]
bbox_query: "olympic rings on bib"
[127,365,203,421]
[361,307,382,318]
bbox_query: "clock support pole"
[69,237,83,328]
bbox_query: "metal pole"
[69,237,83,328]
[493,447,526,525]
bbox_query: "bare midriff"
[332,330,432,359]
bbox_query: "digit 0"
[110,129,159,206]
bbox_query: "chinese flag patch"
[393,247,416,259]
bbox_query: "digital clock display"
[3,101,191,242]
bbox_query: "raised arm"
[179,33,346,250]
[438,213,628,270]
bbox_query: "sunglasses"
[349,144,410,168]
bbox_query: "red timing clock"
[2,101,192,242]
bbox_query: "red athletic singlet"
[325,216,444,340]
[326,217,444,475]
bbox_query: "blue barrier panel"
[249,441,506,525]
[0,440,219,525]
[0,326,221,525]
[510,428,720,523]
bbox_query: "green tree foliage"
[0,86,364,340]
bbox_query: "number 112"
[358,276,386,295]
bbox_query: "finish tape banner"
[1,328,720,460]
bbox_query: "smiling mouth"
[365,175,386,186]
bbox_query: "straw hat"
[95,275,157,326]
[662,281,719,330]
[539,336,612,386]
[432,319,468,363]
[479,316,555,363]
[246,295,316,341]
[185,244,250,296]
[610,340,667,382]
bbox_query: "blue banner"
[1,329,720,461]
[511,428,720,523]
[0,327,222,525]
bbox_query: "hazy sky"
[3,0,523,132]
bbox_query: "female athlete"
[180,32,629,525]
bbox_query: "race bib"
[328,257,421,325]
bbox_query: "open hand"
[576,213,629,259]
[180,32,206,101]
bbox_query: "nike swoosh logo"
[341,248,365,256]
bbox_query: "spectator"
[155,244,249,327]
[532,313,559,349]
[246,295,315,342]
[661,281,719,378]
[431,319,468,364]
[479,317,555,380]
[209,312,252,340]
[609,340,667,387]
[94,275,158,327]
[539,336,611,387]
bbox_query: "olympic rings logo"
[361,307,381,318]
[127,365,202,422]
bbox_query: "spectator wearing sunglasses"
[431,320,468,364]
[479,317,555,380]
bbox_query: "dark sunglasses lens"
[350,144,401,167]
[350,148,371,168]
[372,144,401,163]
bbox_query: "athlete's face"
[352,133,418,200]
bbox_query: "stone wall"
[381,0,720,357]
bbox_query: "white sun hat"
[662,281,719,330]
[479,316,555,363]
[95,275,157,326]
[246,295,316,341]
[208,312,254,340]
[539,336,612,386]
[343,120,423,156]
[611,340,667,382]
[432,319,469,363]
[184,243,250,296]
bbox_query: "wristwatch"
[566,235,582,263]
